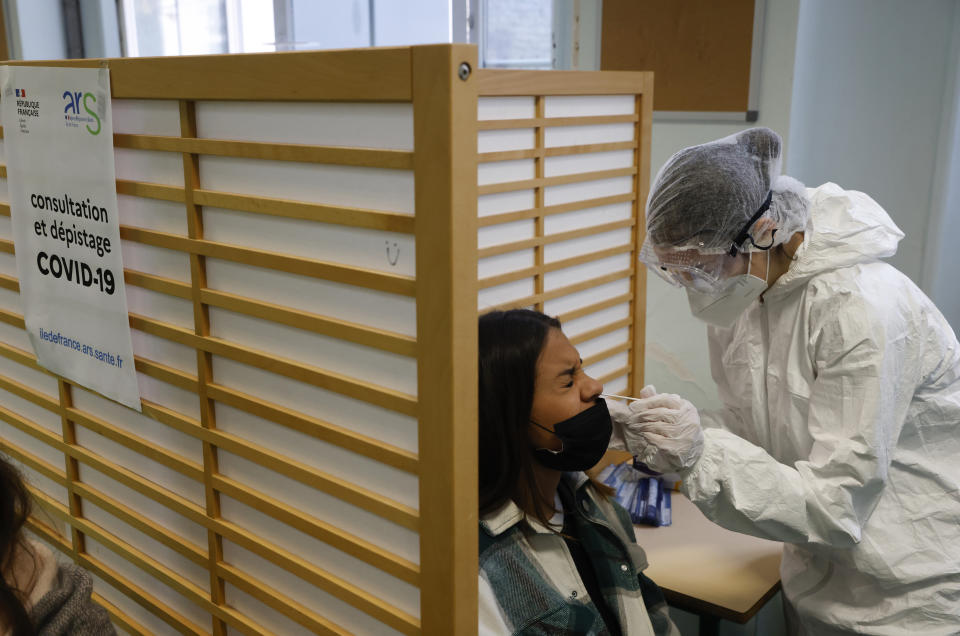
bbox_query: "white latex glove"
[620,392,704,474]
[607,384,657,452]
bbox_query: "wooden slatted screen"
[475,70,652,393]
[0,47,650,635]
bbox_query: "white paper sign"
[2,66,141,411]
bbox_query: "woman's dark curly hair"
[478,309,563,526]
[0,454,37,635]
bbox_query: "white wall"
[924,3,960,335]
[642,0,802,409]
[575,0,602,70]
[787,0,958,290]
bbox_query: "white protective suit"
[681,183,960,635]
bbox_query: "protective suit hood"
[766,182,904,299]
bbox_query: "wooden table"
[634,494,782,636]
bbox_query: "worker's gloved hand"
[607,384,657,452]
[610,389,705,474]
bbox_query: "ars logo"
[62,90,101,135]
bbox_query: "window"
[480,0,554,69]
[119,0,276,57]
[41,0,578,65]
[117,0,453,58]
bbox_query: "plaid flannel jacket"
[479,473,679,635]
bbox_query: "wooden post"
[629,72,654,393]
[180,99,228,636]
[412,44,479,635]
[58,379,85,558]
[534,95,546,311]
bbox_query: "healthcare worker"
[626,127,960,635]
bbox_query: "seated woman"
[0,454,116,636]
[477,308,679,636]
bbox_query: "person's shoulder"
[801,263,941,370]
[583,481,637,537]
[807,181,843,197]
[806,181,857,209]
[807,182,875,207]
[30,562,116,636]
[806,257,901,290]
[805,261,919,320]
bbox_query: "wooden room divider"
[0,45,652,635]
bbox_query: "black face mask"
[531,399,612,471]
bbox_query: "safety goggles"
[640,190,776,292]
[640,240,750,293]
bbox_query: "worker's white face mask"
[686,251,769,327]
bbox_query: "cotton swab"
[600,392,642,403]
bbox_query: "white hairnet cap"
[645,127,810,253]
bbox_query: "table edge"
[662,579,782,624]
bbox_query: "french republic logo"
[15,89,39,119]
